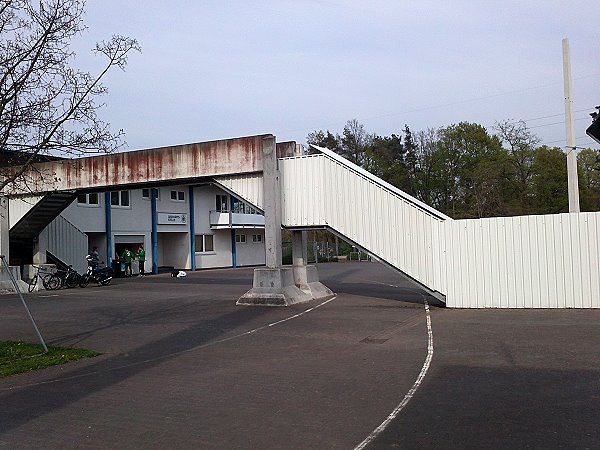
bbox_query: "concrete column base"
[0,265,30,293]
[237,267,313,306]
[238,265,334,307]
[293,265,334,301]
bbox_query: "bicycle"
[54,265,81,289]
[28,265,61,292]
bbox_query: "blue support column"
[151,188,158,274]
[231,230,237,268]
[230,196,237,268]
[189,185,196,271]
[104,192,112,261]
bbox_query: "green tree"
[306,129,339,152]
[368,133,409,190]
[530,146,568,214]
[435,122,505,218]
[412,128,442,207]
[403,125,419,197]
[577,148,600,211]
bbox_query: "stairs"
[10,192,77,241]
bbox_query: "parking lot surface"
[1,262,599,449]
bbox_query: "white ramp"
[279,147,450,299]
[218,147,600,309]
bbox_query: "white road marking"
[0,296,337,391]
[353,300,434,450]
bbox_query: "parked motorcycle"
[79,257,113,287]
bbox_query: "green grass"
[0,341,101,378]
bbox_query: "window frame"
[170,190,185,202]
[110,190,131,208]
[216,194,229,212]
[195,234,215,253]
[76,192,100,207]
[235,233,247,244]
[142,188,160,200]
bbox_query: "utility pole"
[562,38,580,213]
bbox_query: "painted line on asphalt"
[353,299,434,450]
[0,295,338,391]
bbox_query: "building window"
[232,198,258,214]
[252,234,262,243]
[195,234,214,253]
[77,193,99,206]
[142,188,160,200]
[110,190,130,207]
[216,194,229,212]
[235,233,246,243]
[170,190,185,202]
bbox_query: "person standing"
[88,246,100,268]
[136,244,146,276]
[122,247,133,277]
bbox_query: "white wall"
[158,232,190,269]
[196,229,232,269]
[235,230,266,266]
[9,196,43,228]
[62,197,104,232]
[442,213,600,308]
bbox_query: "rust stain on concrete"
[6,134,275,195]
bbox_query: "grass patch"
[0,341,100,378]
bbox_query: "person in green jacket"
[136,244,146,276]
[122,247,134,277]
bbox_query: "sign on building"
[157,212,187,225]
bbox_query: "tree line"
[307,119,600,219]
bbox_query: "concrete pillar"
[237,137,311,306]
[237,138,333,306]
[291,230,334,301]
[262,136,282,268]
[292,230,307,266]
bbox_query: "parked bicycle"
[54,265,81,289]
[28,265,61,292]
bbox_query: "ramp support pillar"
[238,138,333,306]
[291,230,334,301]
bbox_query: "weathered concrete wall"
[5,135,271,196]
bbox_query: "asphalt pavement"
[0,262,598,449]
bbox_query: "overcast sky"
[72,1,599,152]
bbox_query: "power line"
[527,116,590,130]
[523,107,595,122]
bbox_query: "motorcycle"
[79,256,113,287]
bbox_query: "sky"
[71,0,600,152]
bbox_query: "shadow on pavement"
[0,305,270,434]
[370,364,600,449]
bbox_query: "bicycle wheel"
[65,271,80,288]
[45,274,62,291]
[28,275,38,293]
[79,274,90,288]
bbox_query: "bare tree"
[494,119,540,214]
[339,119,374,168]
[0,0,140,191]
